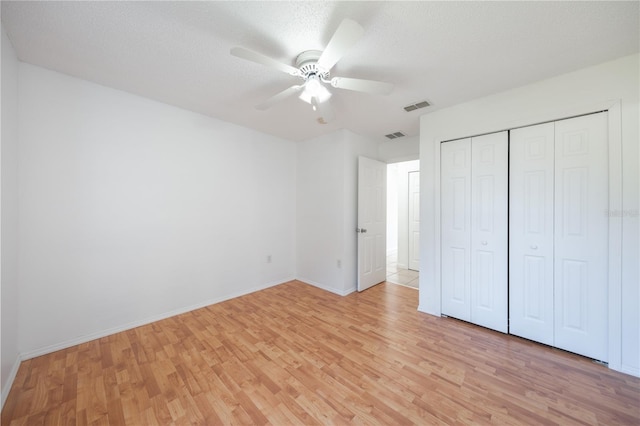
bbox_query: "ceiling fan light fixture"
[299,75,332,105]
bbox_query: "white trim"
[390,282,419,290]
[296,277,355,296]
[620,365,640,377]
[382,154,420,164]
[19,278,292,361]
[1,354,22,409]
[343,286,357,295]
[417,304,430,313]
[606,101,623,373]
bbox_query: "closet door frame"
[431,100,623,372]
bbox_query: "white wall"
[296,131,345,294]
[296,129,378,295]
[1,23,21,404]
[17,64,297,358]
[378,135,419,163]
[420,53,639,376]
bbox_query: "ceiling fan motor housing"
[296,50,330,81]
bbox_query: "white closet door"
[554,112,608,361]
[470,132,508,333]
[509,123,555,345]
[441,139,471,322]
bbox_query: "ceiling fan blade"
[317,19,364,72]
[231,47,300,76]
[311,97,335,124]
[330,77,393,96]
[255,85,304,110]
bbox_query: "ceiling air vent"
[404,100,431,112]
[385,132,406,139]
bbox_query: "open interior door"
[357,156,387,291]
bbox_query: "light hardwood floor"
[3,280,639,425]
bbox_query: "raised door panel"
[470,132,508,333]
[509,123,555,345]
[554,112,608,361]
[441,139,471,321]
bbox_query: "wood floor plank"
[3,280,639,425]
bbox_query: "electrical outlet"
[267,255,272,263]
[337,259,342,268]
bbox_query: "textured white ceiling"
[2,1,638,142]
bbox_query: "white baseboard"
[417,304,440,317]
[619,364,640,378]
[343,286,356,295]
[296,277,352,296]
[1,354,23,410]
[19,278,293,362]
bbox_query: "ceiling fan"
[230,19,393,124]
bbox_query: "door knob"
[356,228,368,233]
[531,245,538,250]
[481,241,488,246]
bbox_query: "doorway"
[386,160,420,288]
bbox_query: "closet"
[440,112,609,361]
